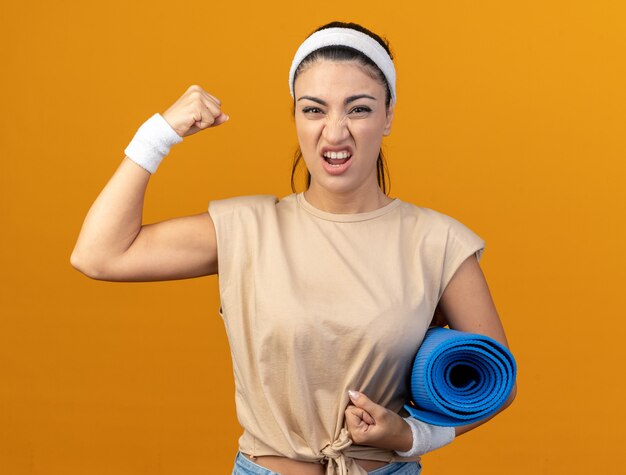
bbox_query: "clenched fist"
[345,390,413,452]
[162,85,229,137]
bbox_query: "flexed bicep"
[107,211,219,282]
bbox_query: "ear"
[383,106,394,136]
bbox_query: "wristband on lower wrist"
[124,113,183,174]
[395,417,455,457]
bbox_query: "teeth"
[323,151,351,159]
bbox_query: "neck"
[303,182,393,214]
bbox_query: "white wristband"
[124,113,183,174]
[395,417,455,457]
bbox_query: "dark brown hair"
[290,21,393,194]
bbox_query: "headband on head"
[288,27,397,105]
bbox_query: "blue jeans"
[232,451,422,474]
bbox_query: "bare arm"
[71,157,218,281]
[436,255,517,436]
[71,85,228,282]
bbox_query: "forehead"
[294,59,386,99]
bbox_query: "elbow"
[70,249,108,280]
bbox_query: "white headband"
[288,27,396,105]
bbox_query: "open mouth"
[322,150,352,166]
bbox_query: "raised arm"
[70,85,228,282]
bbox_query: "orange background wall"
[2,1,625,474]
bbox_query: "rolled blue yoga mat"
[404,327,516,427]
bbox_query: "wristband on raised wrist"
[124,113,183,174]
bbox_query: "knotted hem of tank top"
[320,428,422,475]
[239,429,421,475]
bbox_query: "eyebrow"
[345,94,377,104]
[297,94,377,105]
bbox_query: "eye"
[350,106,372,115]
[302,106,323,115]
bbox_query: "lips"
[320,146,354,175]
[321,147,353,166]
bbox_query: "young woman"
[72,21,516,475]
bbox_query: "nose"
[322,115,350,144]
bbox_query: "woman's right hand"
[162,85,229,137]
[71,85,224,281]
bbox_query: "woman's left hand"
[344,391,412,452]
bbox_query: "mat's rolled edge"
[404,328,516,427]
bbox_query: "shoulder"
[397,200,474,233]
[207,195,284,252]
[208,194,279,217]
[397,199,485,257]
